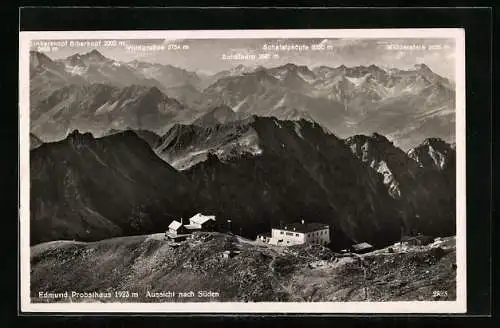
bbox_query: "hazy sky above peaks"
[34,38,457,79]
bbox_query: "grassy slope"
[30,232,456,303]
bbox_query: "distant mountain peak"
[193,104,244,126]
[68,129,94,144]
[414,63,431,71]
[407,137,455,171]
[66,49,108,63]
[30,51,54,67]
[283,63,298,70]
[85,49,107,60]
[371,132,390,143]
[30,50,52,60]
[421,137,450,149]
[146,85,163,95]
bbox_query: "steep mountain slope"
[164,83,204,108]
[345,134,456,236]
[133,129,161,148]
[30,232,457,302]
[192,105,250,126]
[155,119,259,170]
[30,130,191,245]
[30,83,185,142]
[408,138,456,172]
[104,128,161,149]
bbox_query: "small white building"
[165,219,190,241]
[267,220,331,246]
[256,233,271,243]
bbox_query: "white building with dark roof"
[266,220,331,246]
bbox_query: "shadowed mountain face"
[30,133,43,150]
[104,128,161,149]
[30,130,192,245]
[345,134,456,236]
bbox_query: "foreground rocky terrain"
[31,232,457,302]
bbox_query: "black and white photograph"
[19,29,466,313]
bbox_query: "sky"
[32,38,457,79]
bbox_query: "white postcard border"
[19,28,467,314]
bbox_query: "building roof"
[184,224,201,230]
[168,220,182,230]
[352,242,374,251]
[189,213,216,225]
[273,222,329,233]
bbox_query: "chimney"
[181,217,183,225]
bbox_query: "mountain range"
[30,117,455,248]
[29,50,455,150]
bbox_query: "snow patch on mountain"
[94,100,119,115]
[346,74,369,87]
[272,95,287,110]
[64,64,88,76]
[233,97,248,112]
[294,121,304,139]
[298,71,316,83]
[428,145,447,169]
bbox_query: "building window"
[286,232,293,236]
[280,231,284,234]
[295,233,299,237]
